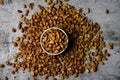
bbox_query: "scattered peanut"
[73,73,78,78]
[0,0,4,5]
[12,28,16,32]
[17,10,22,13]
[23,4,27,8]
[43,0,47,3]
[15,37,20,41]
[4,76,8,80]
[118,40,120,45]
[105,9,109,14]
[99,61,104,65]
[44,75,49,80]
[85,68,90,73]
[48,0,53,5]
[25,10,29,16]
[108,42,113,49]
[11,70,15,74]
[85,8,90,14]
[13,42,18,47]
[52,77,57,80]
[18,22,22,29]
[5,61,10,65]
[0,64,5,68]
[92,66,97,72]
[20,28,24,33]
[29,3,34,9]
[32,77,36,80]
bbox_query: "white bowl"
[40,27,69,55]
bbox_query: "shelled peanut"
[4,76,8,80]
[0,64,5,68]
[0,0,4,5]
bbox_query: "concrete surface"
[0,0,120,80]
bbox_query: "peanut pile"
[41,28,68,54]
[7,0,111,79]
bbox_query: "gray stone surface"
[0,0,120,80]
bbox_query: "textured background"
[0,0,120,80]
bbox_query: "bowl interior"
[40,27,69,55]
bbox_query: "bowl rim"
[40,27,69,55]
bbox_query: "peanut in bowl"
[40,27,69,55]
